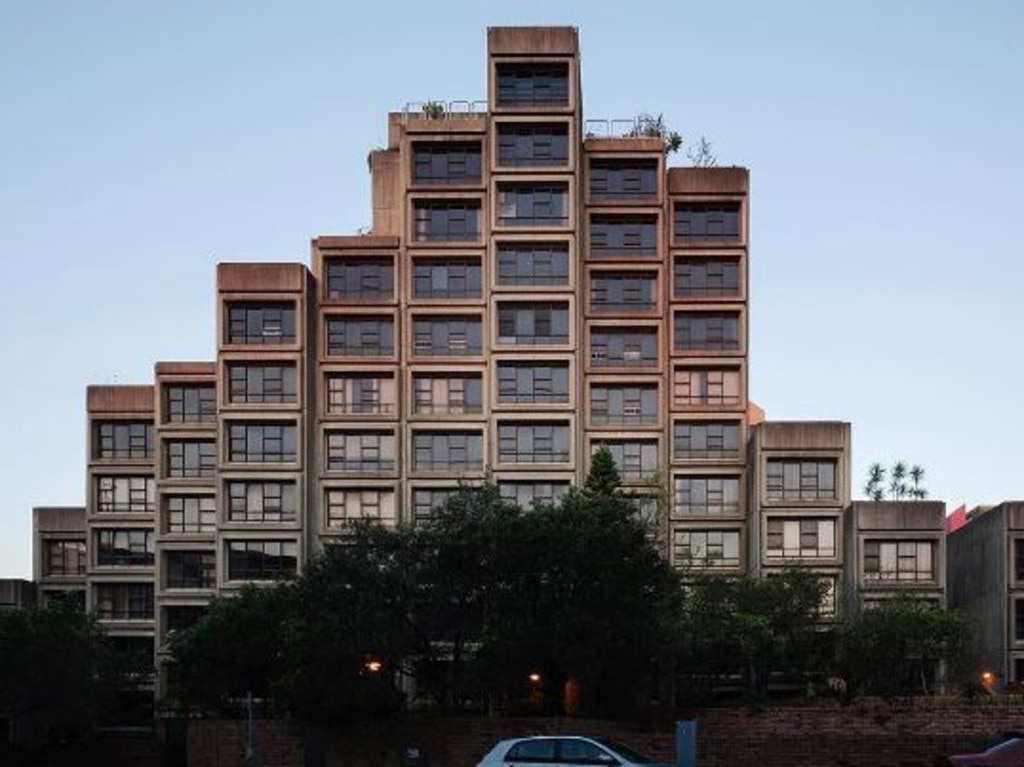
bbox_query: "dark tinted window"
[497,123,569,167]
[94,422,154,460]
[227,540,297,581]
[590,329,658,366]
[412,432,484,471]
[497,303,569,345]
[496,243,569,286]
[228,363,297,404]
[497,362,570,404]
[96,529,154,566]
[589,160,657,201]
[590,385,658,425]
[164,385,216,424]
[412,317,483,356]
[413,258,482,299]
[498,423,570,463]
[326,318,395,356]
[674,312,740,351]
[227,423,297,463]
[412,142,482,184]
[497,184,569,226]
[558,739,611,764]
[165,551,216,589]
[590,215,657,256]
[227,481,297,522]
[496,63,569,107]
[505,739,558,761]
[166,440,216,478]
[674,203,741,243]
[226,303,296,344]
[325,259,394,300]
[674,421,741,459]
[590,272,657,312]
[414,202,481,242]
[674,258,740,299]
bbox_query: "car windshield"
[594,739,655,764]
[985,737,1024,754]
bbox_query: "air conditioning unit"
[623,405,642,416]
[623,349,642,361]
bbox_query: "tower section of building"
[153,362,217,664]
[486,27,582,507]
[85,384,158,685]
[665,168,750,569]
[214,264,313,577]
[311,236,404,532]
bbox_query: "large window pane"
[226,303,296,345]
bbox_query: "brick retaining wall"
[186,700,1024,767]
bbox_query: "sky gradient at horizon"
[2,0,1022,578]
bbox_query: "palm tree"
[889,461,908,501]
[864,462,886,501]
[908,465,927,499]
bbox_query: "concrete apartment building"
[844,501,946,613]
[74,27,760,652]
[20,26,970,706]
[32,506,87,608]
[947,503,1024,687]
[747,422,852,618]
[0,579,36,610]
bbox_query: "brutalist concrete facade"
[844,501,947,613]
[26,26,968,705]
[947,502,1024,687]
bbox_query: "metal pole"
[676,720,697,767]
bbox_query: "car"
[476,735,671,767]
[944,733,1024,766]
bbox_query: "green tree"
[908,464,927,499]
[412,485,519,710]
[678,570,830,700]
[864,460,929,500]
[283,521,426,723]
[890,460,908,500]
[584,445,622,497]
[477,489,681,716]
[167,483,681,720]
[168,583,294,712]
[864,462,886,501]
[0,598,113,745]
[836,596,970,698]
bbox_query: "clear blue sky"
[2,1,1021,578]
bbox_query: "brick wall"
[186,700,1024,767]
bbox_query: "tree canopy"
[167,479,973,722]
[0,598,117,745]
[677,570,830,701]
[168,583,293,712]
[168,483,680,720]
[836,596,970,698]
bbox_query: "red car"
[945,733,1024,766]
